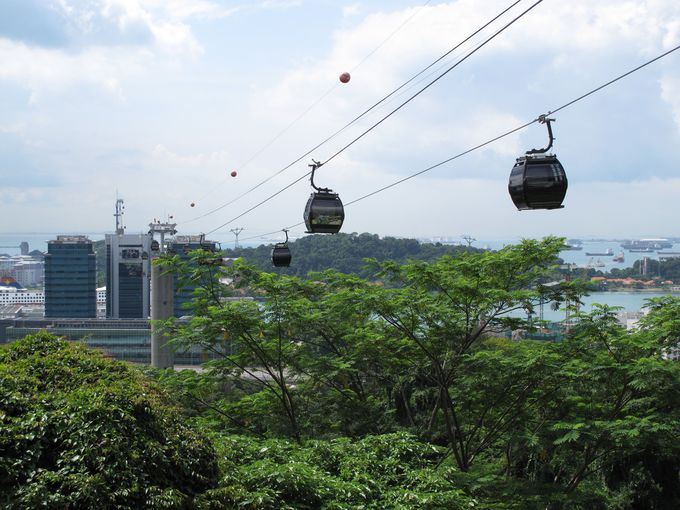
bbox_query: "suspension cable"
[183,0,525,225]
[204,0,542,234]
[213,42,680,240]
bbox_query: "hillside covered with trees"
[221,232,477,278]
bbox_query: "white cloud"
[660,73,680,134]
[101,0,204,53]
[0,187,51,206]
[150,143,231,169]
[0,0,227,100]
[0,38,145,100]
[138,0,234,20]
[342,3,362,18]
[3,0,680,238]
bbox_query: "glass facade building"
[44,236,96,318]
[105,234,152,318]
[0,318,214,365]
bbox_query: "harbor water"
[527,291,679,323]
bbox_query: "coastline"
[595,288,680,294]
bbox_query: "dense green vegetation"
[156,237,680,508]
[0,332,218,509]
[221,232,477,278]
[584,257,680,286]
[604,257,680,282]
[4,237,680,508]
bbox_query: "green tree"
[509,304,680,507]
[162,257,311,441]
[155,239,680,508]
[356,237,586,472]
[0,331,218,509]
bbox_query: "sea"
[2,234,678,318]
[477,239,680,319]
[480,239,669,273]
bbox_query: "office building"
[167,235,217,317]
[44,236,96,318]
[105,233,152,318]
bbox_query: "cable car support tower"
[148,220,177,369]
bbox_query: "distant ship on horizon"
[585,248,614,256]
[562,239,583,251]
[621,238,673,250]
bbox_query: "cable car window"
[525,164,555,187]
[311,201,343,226]
[304,192,344,234]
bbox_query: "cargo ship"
[561,239,583,251]
[585,248,613,256]
[621,238,673,250]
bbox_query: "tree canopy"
[0,332,218,509]
[221,232,477,278]
[6,237,680,508]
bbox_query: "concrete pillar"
[151,261,174,368]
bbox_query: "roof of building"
[0,276,24,290]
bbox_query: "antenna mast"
[114,198,125,235]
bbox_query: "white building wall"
[0,289,45,304]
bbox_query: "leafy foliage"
[156,237,680,508]
[197,433,475,510]
[11,236,680,508]
[0,331,219,509]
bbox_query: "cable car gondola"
[271,229,292,267]
[508,116,567,210]
[303,159,344,233]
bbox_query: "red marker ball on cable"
[231,170,237,177]
[339,72,350,83]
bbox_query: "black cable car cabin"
[508,116,567,210]
[271,230,292,267]
[271,243,292,267]
[303,160,345,234]
[508,154,567,210]
[303,191,344,233]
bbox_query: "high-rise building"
[167,235,217,317]
[105,233,152,318]
[44,235,96,318]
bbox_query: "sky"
[1,0,680,244]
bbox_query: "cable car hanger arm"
[309,159,331,192]
[525,114,555,155]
